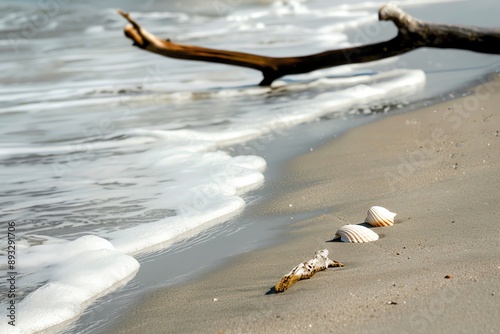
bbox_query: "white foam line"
[108,197,246,255]
[0,236,139,334]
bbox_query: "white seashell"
[335,224,379,243]
[365,206,396,227]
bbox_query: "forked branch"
[117,4,500,86]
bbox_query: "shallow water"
[0,0,499,333]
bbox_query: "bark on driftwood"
[274,249,344,293]
[117,4,500,86]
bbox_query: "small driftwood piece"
[117,4,500,86]
[274,249,343,293]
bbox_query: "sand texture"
[109,74,500,334]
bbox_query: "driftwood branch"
[274,249,344,293]
[118,4,500,86]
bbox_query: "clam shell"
[365,206,396,227]
[335,224,379,243]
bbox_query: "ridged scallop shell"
[365,206,396,227]
[335,224,379,243]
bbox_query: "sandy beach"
[108,73,500,334]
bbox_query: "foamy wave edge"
[0,236,139,334]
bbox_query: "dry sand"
[109,74,500,334]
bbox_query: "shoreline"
[107,72,499,333]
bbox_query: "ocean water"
[0,0,499,333]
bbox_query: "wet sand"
[109,73,500,334]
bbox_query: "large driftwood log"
[274,249,344,293]
[117,4,500,86]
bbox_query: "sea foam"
[0,236,139,334]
